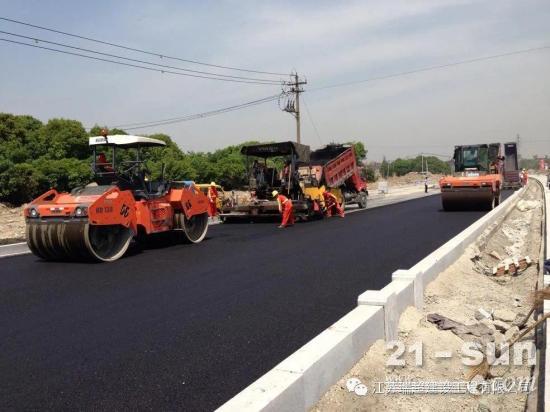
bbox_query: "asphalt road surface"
[0,192,510,410]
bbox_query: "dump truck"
[24,133,209,262]
[439,143,503,211]
[221,141,367,221]
[301,144,368,209]
[502,142,521,190]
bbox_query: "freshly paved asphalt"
[0,192,510,410]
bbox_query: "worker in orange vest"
[208,182,219,218]
[521,169,528,186]
[96,152,114,173]
[272,190,294,228]
[322,189,344,217]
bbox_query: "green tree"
[32,158,93,194]
[0,113,43,161]
[0,162,43,204]
[88,125,128,137]
[39,118,89,160]
[346,141,367,163]
[363,165,376,182]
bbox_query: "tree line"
[0,113,372,205]
[379,155,451,178]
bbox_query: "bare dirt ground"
[371,172,444,190]
[314,181,543,412]
[0,203,25,244]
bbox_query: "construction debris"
[315,181,543,412]
[493,308,517,323]
[492,320,511,332]
[492,255,531,276]
[489,250,502,260]
[427,313,494,345]
[474,307,493,321]
[515,199,540,212]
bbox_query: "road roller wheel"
[174,212,208,243]
[84,225,133,262]
[26,221,133,262]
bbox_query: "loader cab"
[89,134,167,199]
[240,141,311,200]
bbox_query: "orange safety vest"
[277,194,291,209]
[208,186,218,201]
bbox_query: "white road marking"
[0,242,26,248]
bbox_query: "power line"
[311,45,550,91]
[301,96,323,145]
[0,38,283,85]
[0,30,284,84]
[108,93,283,130]
[0,16,288,76]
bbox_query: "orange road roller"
[24,133,209,262]
[439,143,503,211]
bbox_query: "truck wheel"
[358,192,367,209]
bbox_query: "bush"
[0,162,42,204]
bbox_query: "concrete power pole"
[283,73,307,144]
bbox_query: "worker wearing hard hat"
[322,189,344,218]
[208,182,219,218]
[272,190,294,228]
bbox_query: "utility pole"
[282,73,307,144]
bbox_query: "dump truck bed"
[310,146,367,191]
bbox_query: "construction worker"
[424,175,429,193]
[96,152,114,173]
[272,190,294,228]
[521,169,528,186]
[322,189,344,218]
[207,182,219,218]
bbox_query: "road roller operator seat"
[89,134,169,200]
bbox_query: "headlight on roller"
[29,207,39,218]
[74,206,88,217]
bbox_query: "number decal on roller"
[120,204,130,217]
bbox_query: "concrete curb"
[532,176,550,411]
[217,188,525,411]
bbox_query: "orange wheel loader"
[439,143,503,211]
[24,133,209,262]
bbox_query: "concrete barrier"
[532,176,550,411]
[217,306,384,411]
[218,188,525,412]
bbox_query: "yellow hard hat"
[272,190,279,198]
[210,181,216,186]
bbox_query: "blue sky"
[1,0,549,160]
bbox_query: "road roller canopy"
[89,135,166,148]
